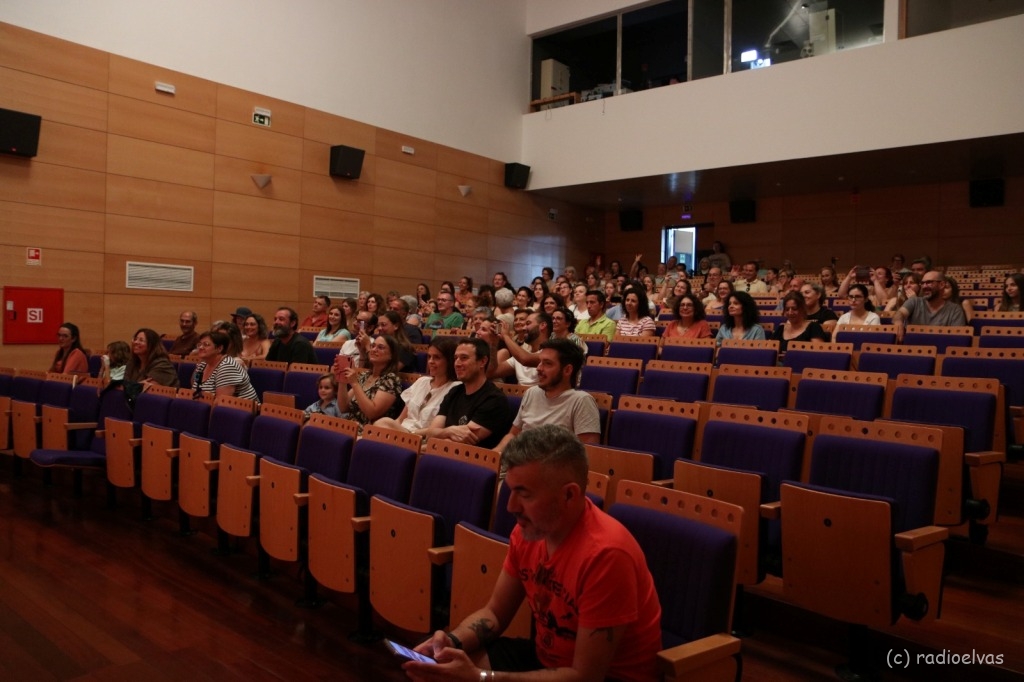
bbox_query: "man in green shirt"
[575,290,616,341]
[425,292,465,330]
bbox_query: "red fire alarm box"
[3,286,64,344]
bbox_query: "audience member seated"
[660,277,691,315]
[425,291,465,331]
[191,330,259,403]
[493,339,601,454]
[614,287,656,337]
[835,283,880,326]
[98,340,131,388]
[772,291,827,353]
[266,307,318,364]
[336,334,403,426]
[364,293,385,318]
[705,280,734,315]
[734,260,769,294]
[455,276,475,311]
[884,271,921,312]
[164,311,200,355]
[126,327,180,388]
[304,373,343,419]
[539,292,565,317]
[375,337,459,434]
[341,297,361,336]
[240,313,272,362]
[663,292,712,339]
[300,295,329,328]
[420,337,512,449]
[819,265,840,296]
[514,286,535,312]
[492,271,513,293]
[49,322,90,377]
[997,274,1023,312]
[314,305,351,344]
[801,282,839,336]
[550,306,588,354]
[575,290,617,342]
[211,320,244,357]
[707,239,731,270]
[568,284,589,322]
[389,296,424,344]
[376,311,417,371]
[229,306,252,329]
[486,312,552,386]
[715,291,766,344]
[944,276,975,323]
[892,271,967,343]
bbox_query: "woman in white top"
[315,305,352,344]
[835,283,881,328]
[374,337,459,434]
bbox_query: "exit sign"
[253,112,271,127]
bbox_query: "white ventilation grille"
[125,261,195,292]
[314,275,360,299]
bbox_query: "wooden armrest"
[428,545,454,566]
[203,460,219,471]
[32,416,42,424]
[895,525,949,552]
[657,632,741,678]
[128,437,142,447]
[65,421,99,431]
[351,515,371,532]
[94,429,105,438]
[965,450,1006,466]
[245,475,260,488]
[166,448,180,459]
[760,501,781,520]
[650,478,674,487]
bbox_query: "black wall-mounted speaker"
[620,209,643,232]
[329,145,365,179]
[729,199,757,223]
[504,162,530,189]
[0,107,42,158]
[969,178,1004,208]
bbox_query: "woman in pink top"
[662,293,712,339]
[49,322,90,376]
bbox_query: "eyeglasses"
[195,342,214,349]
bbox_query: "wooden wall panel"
[781,191,856,220]
[436,198,488,231]
[374,187,436,225]
[212,192,300,235]
[35,120,107,172]
[215,119,303,169]
[108,55,217,116]
[211,227,300,266]
[0,66,108,131]
[300,204,375,242]
[0,246,104,291]
[105,215,213,260]
[103,254,212,298]
[67,291,105,354]
[0,201,105,252]
[434,254,484,285]
[436,147,502,184]
[212,263,301,304]
[108,94,216,152]
[435,226,488,260]
[0,161,106,213]
[373,245,435,286]
[303,108,377,153]
[106,176,213,224]
[210,297,288,324]
[102,294,211,346]
[373,217,436,251]
[214,155,303,203]
[436,173,490,207]
[376,157,437,197]
[107,135,215,189]
[376,130,438,170]
[218,85,306,138]
[0,23,108,90]
[301,170,376,214]
[487,188,549,221]
[299,238,373,276]
[302,139,376,184]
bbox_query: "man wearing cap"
[230,306,253,329]
[266,306,318,364]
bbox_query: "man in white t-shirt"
[485,311,551,386]
[494,338,601,454]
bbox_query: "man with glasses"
[425,292,464,331]
[892,270,966,343]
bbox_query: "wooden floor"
[1,461,1023,681]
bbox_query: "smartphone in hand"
[384,638,437,664]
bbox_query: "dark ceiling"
[529,132,1024,210]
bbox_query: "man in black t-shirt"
[267,307,318,364]
[422,338,511,450]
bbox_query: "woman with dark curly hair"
[715,291,765,344]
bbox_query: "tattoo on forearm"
[469,618,498,644]
[590,626,615,643]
